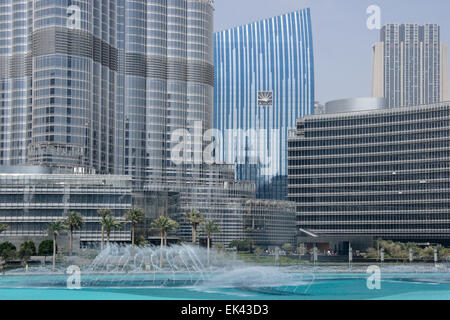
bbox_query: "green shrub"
[282,243,294,254]
[254,246,265,256]
[0,242,16,262]
[368,239,449,261]
[229,239,254,252]
[363,248,378,259]
[135,235,148,247]
[18,247,33,265]
[38,240,54,257]
[419,247,435,260]
[20,241,36,256]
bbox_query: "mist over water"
[2,244,449,297]
[1,244,314,292]
[89,244,243,273]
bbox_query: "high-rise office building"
[0,0,123,173]
[123,0,214,188]
[0,0,214,188]
[214,9,315,200]
[372,24,449,107]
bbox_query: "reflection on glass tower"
[214,8,315,200]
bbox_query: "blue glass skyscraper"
[213,8,315,200]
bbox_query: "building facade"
[288,102,450,246]
[372,24,449,108]
[0,0,215,188]
[0,0,123,173]
[123,0,215,188]
[244,199,297,247]
[0,166,132,248]
[214,9,315,200]
[175,164,257,245]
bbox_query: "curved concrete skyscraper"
[0,0,215,187]
[213,9,315,199]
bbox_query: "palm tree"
[152,216,178,267]
[101,216,123,245]
[125,207,145,247]
[0,224,8,234]
[48,220,68,272]
[184,209,204,245]
[65,211,84,256]
[202,220,220,266]
[97,209,112,250]
[0,224,8,267]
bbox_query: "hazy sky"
[214,0,450,104]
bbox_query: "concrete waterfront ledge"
[3,263,449,276]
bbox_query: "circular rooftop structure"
[324,97,388,114]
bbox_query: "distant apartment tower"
[372,24,449,107]
[214,9,315,200]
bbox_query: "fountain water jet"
[1,244,312,293]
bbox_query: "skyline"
[0,1,450,303]
[214,0,450,104]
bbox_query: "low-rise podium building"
[0,166,132,249]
